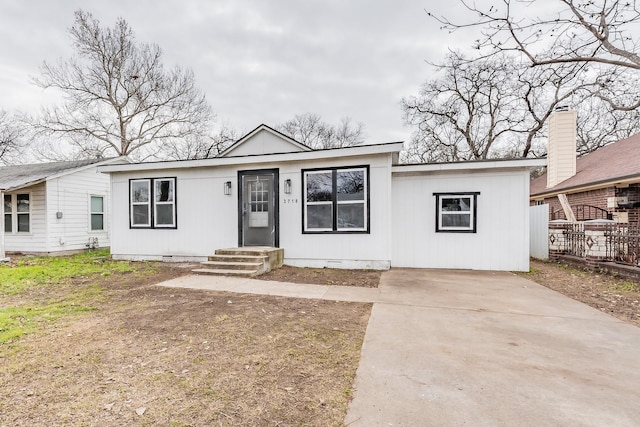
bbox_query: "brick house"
[530,110,640,224]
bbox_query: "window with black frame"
[130,177,176,228]
[434,192,479,233]
[303,166,369,233]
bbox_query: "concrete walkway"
[157,269,640,426]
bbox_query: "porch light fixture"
[284,179,292,194]
[224,181,232,195]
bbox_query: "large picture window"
[303,166,369,233]
[130,178,176,228]
[434,192,479,233]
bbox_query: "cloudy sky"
[0,0,476,144]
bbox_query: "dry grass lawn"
[0,253,372,426]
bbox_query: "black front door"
[238,169,279,247]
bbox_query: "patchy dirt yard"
[5,252,639,426]
[520,259,640,327]
[0,260,371,427]
[258,265,381,288]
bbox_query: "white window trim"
[3,193,12,234]
[434,192,479,233]
[153,178,176,228]
[89,194,106,232]
[130,179,152,228]
[5,192,32,234]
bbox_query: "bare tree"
[402,53,524,162]
[432,0,640,69]
[431,0,640,111]
[29,10,213,160]
[576,94,640,155]
[277,113,365,149]
[159,124,238,160]
[0,110,25,165]
[401,52,628,162]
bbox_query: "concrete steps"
[193,247,284,277]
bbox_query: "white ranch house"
[99,125,544,271]
[0,158,123,258]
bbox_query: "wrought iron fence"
[605,224,640,267]
[562,222,585,258]
[550,205,613,221]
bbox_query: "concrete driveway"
[157,268,640,426]
[345,268,640,427]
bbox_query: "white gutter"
[392,158,546,174]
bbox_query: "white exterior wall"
[391,169,531,271]
[45,167,111,252]
[109,153,393,269]
[279,155,392,269]
[3,183,47,253]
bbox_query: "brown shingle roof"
[530,133,640,196]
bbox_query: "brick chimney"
[547,108,577,188]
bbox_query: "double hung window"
[90,196,105,231]
[303,166,368,233]
[3,193,30,233]
[130,178,176,228]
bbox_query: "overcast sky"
[0,0,476,145]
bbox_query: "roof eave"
[392,158,546,174]
[531,174,640,198]
[99,142,404,173]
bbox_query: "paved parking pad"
[345,269,640,426]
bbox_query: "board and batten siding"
[391,169,531,271]
[3,183,47,253]
[45,166,111,252]
[109,153,394,269]
[279,154,393,269]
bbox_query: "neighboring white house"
[99,124,545,271]
[0,157,124,257]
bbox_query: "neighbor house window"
[303,166,368,233]
[3,193,31,233]
[130,178,176,229]
[90,195,104,231]
[16,194,30,233]
[4,194,11,233]
[434,192,479,233]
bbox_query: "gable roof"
[531,133,640,197]
[0,157,124,191]
[220,124,312,157]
